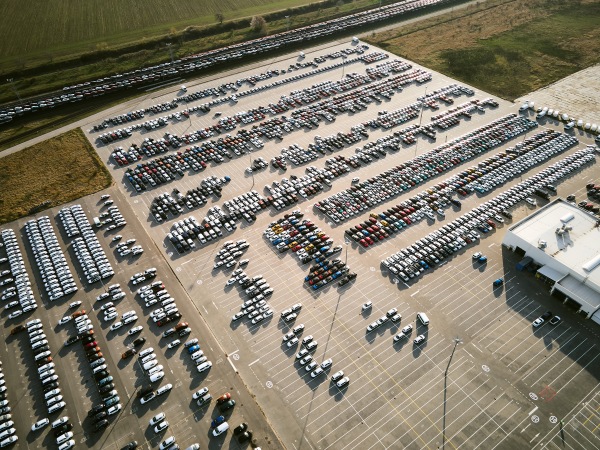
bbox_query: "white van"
[417,312,430,326]
[212,422,229,437]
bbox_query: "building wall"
[503,231,600,317]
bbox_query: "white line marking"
[528,406,538,416]
[248,358,260,367]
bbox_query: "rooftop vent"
[560,213,574,223]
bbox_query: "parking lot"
[1,40,599,450]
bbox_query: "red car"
[216,393,231,405]
[85,341,98,349]
[359,239,369,248]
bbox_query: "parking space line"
[502,325,575,369]
[522,338,590,384]
[551,350,600,393]
[464,402,522,450]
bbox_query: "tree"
[250,15,267,33]
[215,12,224,24]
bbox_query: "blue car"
[493,278,504,287]
[211,415,225,428]
[188,345,200,354]
[478,256,488,263]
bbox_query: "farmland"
[0,0,316,64]
[366,0,600,100]
[0,128,112,224]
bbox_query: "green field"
[0,0,314,64]
[0,129,112,224]
[366,0,600,100]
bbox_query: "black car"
[88,404,105,417]
[541,311,553,321]
[233,423,248,435]
[53,423,73,437]
[99,384,115,394]
[82,336,95,344]
[43,382,60,393]
[132,337,146,347]
[94,371,109,380]
[95,419,109,432]
[94,411,107,422]
[88,353,103,363]
[0,407,9,415]
[136,387,153,398]
[125,441,138,450]
[34,345,50,354]
[238,431,253,443]
[64,335,80,346]
[219,399,236,413]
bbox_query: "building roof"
[507,198,600,290]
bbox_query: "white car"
[31,418,49,431]
[57,316,72,325]
[167,339,180,349]
[156,384,173,396]
[107,404,122,416]
[525,197,537,206]
[56,431,73,445]
[100,302,114,311]
[110,321,123,331]
[8,310,22,320]
[128,326,143,335]
[154,421,169,434]
[150,372,165,383]
[149,412,166,426]
[192,387,209,400]
[103,311,118,322]
[0,436,18,447]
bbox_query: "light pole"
[344,238,350,264]
[285,15,290,32]
[166,43,174,64]
[442,337,462,450]
[248,152,255,189]
[341,55,347,80]
[415,86,428,156]
[6,78,23,106]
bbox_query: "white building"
[502,198,600,324]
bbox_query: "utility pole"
[442,337,462,450]
[6,78,23,106]
[285,15,290,32]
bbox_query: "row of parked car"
[59,204,114,284]
[25,217,77,302]
[68,309,122,434]
[25,319,72,432]
[120,57,424,194]
[230,269,274,325]
[2,0,453,125]
[0,229,37,315]
[315,113,538,224]
[106,49,378,146]
[264,212,344,267]
[0,359,17,448]
[150,175,228,222]
[99,203,128,232]
[382,146,596,282]
[346,129,577,250]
